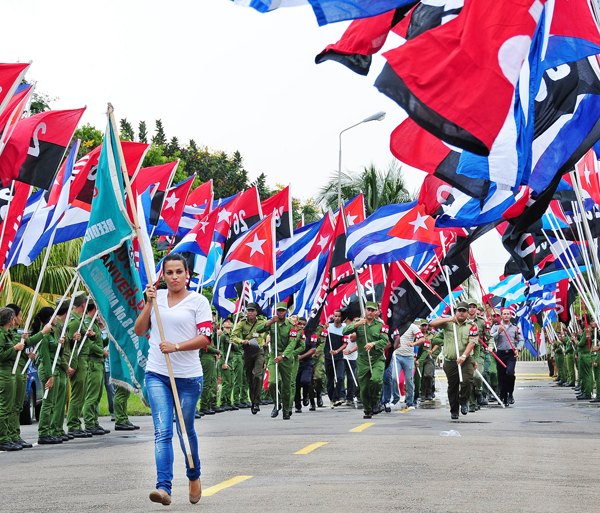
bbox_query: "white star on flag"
[409,212,428,233]
[217,209,231,223]
[584,163,592,186]
[198,221,209,233]
[317,235,329,251]
[346,213,358,225]
[246,234,266,257]
[164,192,179,210]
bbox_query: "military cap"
[276,302,288,311]
[455,301,469,310]
[365,301,378,310]
[246,303,260,312]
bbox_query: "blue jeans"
[146,371,203,494]
[393,355,415,407]
[381,365,400,405]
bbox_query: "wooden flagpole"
[107,104,194,469]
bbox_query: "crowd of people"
[0,293,138,452]
[1,283,593,448]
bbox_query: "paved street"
[2,362,600,513]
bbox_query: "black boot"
[309,399,316,411]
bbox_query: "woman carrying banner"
[135,253,213,506]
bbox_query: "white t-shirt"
[145,289,212,379]
[393,324,422,357]
[345,337,358,361]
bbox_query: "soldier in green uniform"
[257,302,300,420]
[309,324,326,410]
[467,300,489,411]
[218,318,238,411]
[416,325,443,401]
[563,330,576,387]
[288,317,307,416]
[591,327,600,402]
[199,325,221,414]
[231,303,266,414]
[429,301,479,419]
[66,292,91,438]
[82,302,110,435]
[553,334,567,385]
[51,301,72,440]
[0,308,25,451]
[576,316,594,400]
[342,301,389,419]
[31,307,64,444]
[6,303,37,448]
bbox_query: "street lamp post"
[338,111,386,208]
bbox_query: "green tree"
[72,123,103,160]
[152,119,167,147]
[138,121,148,144]
[165,136,180,158]
[316,161,412,216]
[120,118,136,141]
[251,172,272,201]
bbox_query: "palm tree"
[1,238,82,319]
[316,161,413,216]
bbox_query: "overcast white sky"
[2,0,508,288]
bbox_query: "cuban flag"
[213,213,276,318]
[25,141,81,264]
[170,208,219,271]
[150,174,196,236]
[346,201,441,268]
[258,211,335,300]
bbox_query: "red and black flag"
[222,186,262,258]
[327,264,386,320]
[261,185,293,242]
[315,5,415,76]
[381,248,472,338]
[0,63,30,120]
[69,140,149,207]
[133,161,178,226]
[376,0,543,156]
[0,108,85,189]
[0,181,30,270]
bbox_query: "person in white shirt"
[135,253,212,506]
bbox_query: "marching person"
[217,317,238,411]
[6,303,36,449]
[429,301,479,420]
[83,301,110,435]
[231,303,266,414]
[66,291,90,438]
[343,301,389,419]
[294,321,317,413]
[490,308,524,406]
[31,307,65,445]
[467,300,488,411]
[257,302,300,420]
[0,307,25,451]
[135,253,212,506]
[52,300,72,441]
[325,310,348,408]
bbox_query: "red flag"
[261,186,292,241]
[160,174,196,234]
[222,187,263,256]
[186,179,213,209]
[377,0,544,156]
[576,149,600,206]
[0,84,33,157]
[133,161,178,225]
[70,141,149,207]
[0,108,85,189]
[387,203,441,246]
[0,63,30,120]
[418,174,453,216]
[0,181,30,270]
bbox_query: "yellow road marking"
[294,442,329,454]
[203,476,253,497]
[350,422,374,432]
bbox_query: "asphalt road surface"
[2,362,599,513]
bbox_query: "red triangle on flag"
[224,213,275,275]
[387,204,440,245]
